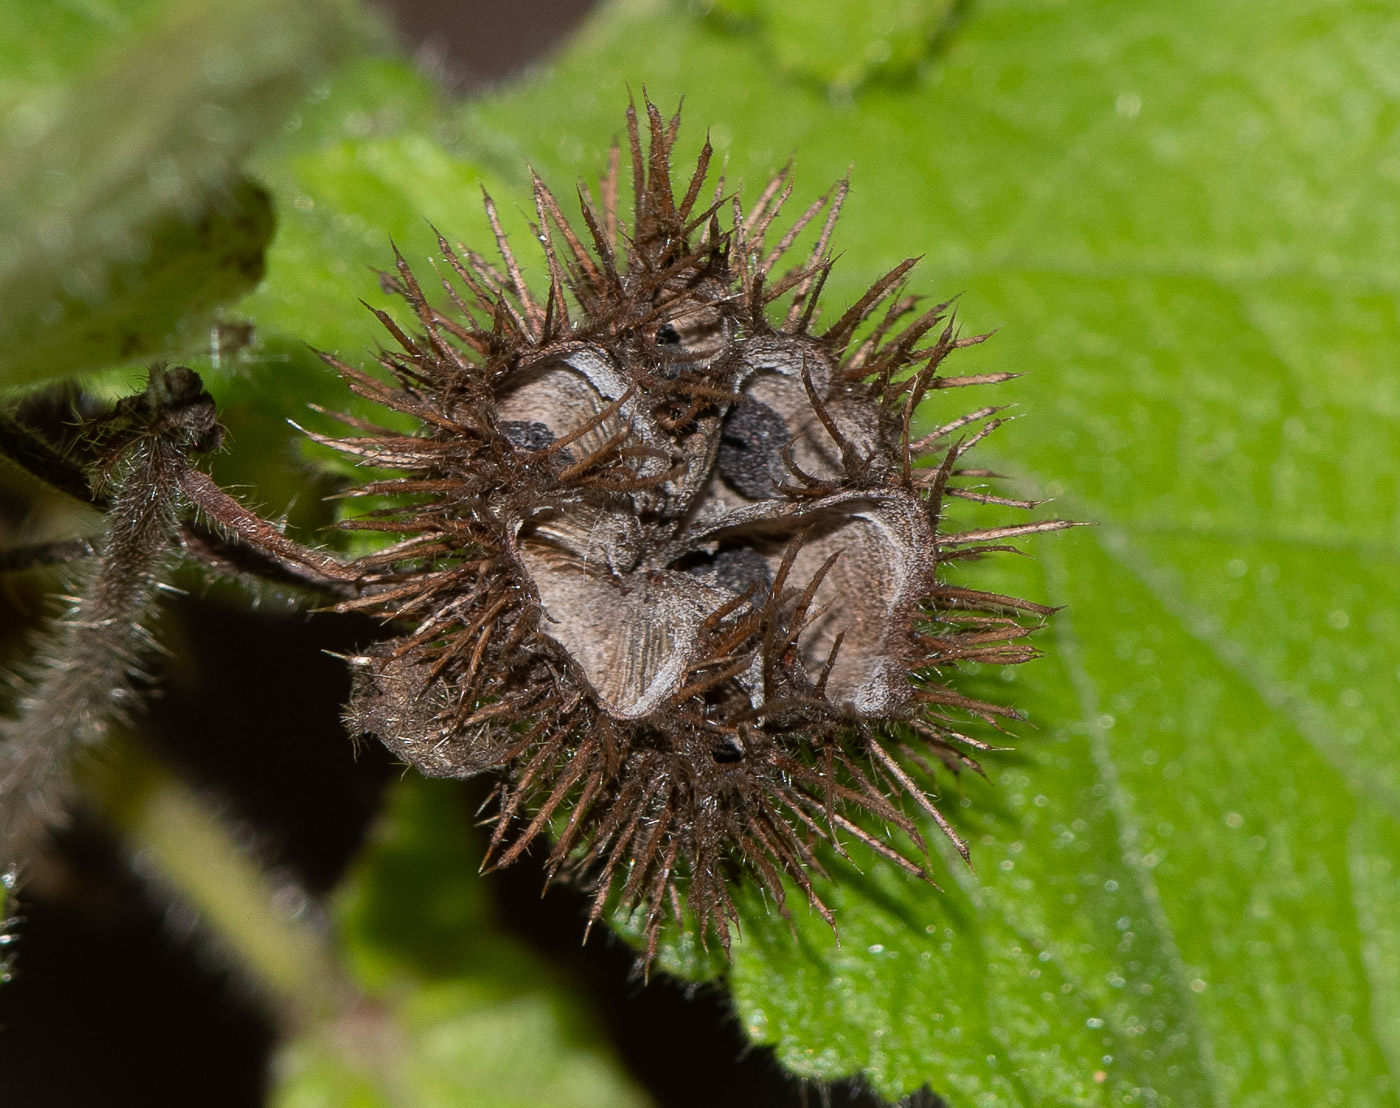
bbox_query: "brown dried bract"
[321,100,1071,961]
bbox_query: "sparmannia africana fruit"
[316,100,1071,961]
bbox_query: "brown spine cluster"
[320,101,1069,959]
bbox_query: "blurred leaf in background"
[3,0,1399,1105]
[0,0,367,385]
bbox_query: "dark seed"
[500,419,557,452]
[711,546,773,596]
[716,396,789,498]
[711,736,745,764]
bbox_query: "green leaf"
[0,0,370,389]
[0,176,274,385]
[272,778,653,1108]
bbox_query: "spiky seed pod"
[322,100,1070,960]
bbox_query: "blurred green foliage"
[707,0,957,89]
[0,0,367,383]
[2,0,1399,1105]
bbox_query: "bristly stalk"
[0,366,223,875]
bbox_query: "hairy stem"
[0,366,219,872]
[82,739,352,1027]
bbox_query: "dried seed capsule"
[321,99,1070,961]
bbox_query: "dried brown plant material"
[312,101,1070,960]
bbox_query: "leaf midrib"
[1100,524,1400,825]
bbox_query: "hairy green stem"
[0,366,220,872]
[83,740,351,1028]
[0,440,184,869]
